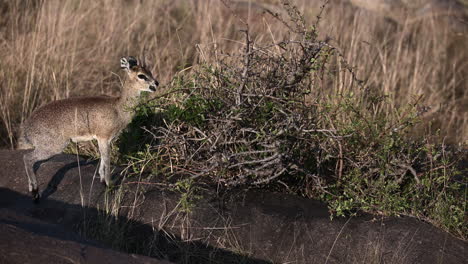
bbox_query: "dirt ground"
[0,150,466,264]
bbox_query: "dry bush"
[112,1,465,239]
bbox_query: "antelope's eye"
[137,74,148,81]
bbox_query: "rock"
[349,0,465,13]
[349,0,468,33]
[0,150,466,264]
[0,208,171,264]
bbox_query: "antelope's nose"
[149,80,158,92]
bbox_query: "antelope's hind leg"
[23,149,57,202]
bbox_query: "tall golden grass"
[0,0,466,148]
[319,3,467,144]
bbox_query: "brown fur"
[19,57,158,201]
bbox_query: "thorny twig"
[236,29,252,106]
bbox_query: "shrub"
[121,2,467,239]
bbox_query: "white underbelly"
[71,135,97,142]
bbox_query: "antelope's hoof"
[100,179,108,187]
[31,189,40,203]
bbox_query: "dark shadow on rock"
[0,187,272,264]
[39,155,125,201]
[0,204,166,264]
[41,158,96,199]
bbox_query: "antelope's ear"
[120,56,138,70]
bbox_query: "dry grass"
[0,0,234,147]
[317,3,467,143]
[0,0,466,148]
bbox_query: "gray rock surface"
[349,0,465,13]
[0,150,466,263]
[349,0,467,32]
[0,208,169,264]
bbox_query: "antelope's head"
[120,56,158,93]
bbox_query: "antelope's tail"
[17,126,34,150]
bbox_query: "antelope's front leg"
[97,138,112,186]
